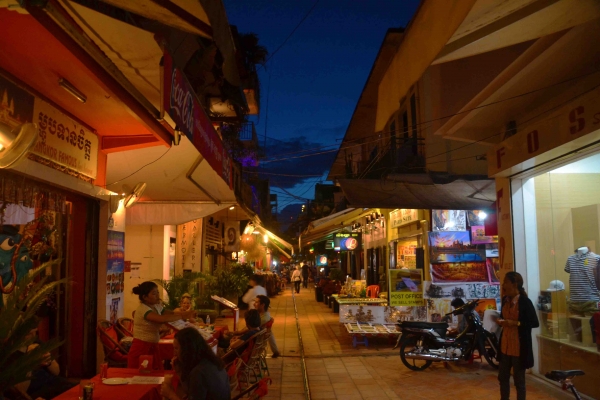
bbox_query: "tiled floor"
[261,286,573,400]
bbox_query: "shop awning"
[337,175,496,210]
[252,224,295,258]
[300,208,373,247]
[106,136,236,225]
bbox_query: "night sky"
[224,0,420,211]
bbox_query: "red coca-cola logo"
[170,69,194,135]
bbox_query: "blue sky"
[224,0,420,209]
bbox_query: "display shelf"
[538,290,568,340]
[538,334,599,355]
[567,315,596,347]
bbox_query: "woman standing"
[291,266,302,294]
[128,282,195,370]
[160,328,230,400]
[497,272,539,400]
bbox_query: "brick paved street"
[260,285,574,400]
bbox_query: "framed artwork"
[430,262,488,283]
[486,258,501,284]
[339,305,385,324]
[470,225,498,244]
[429,231,486,264]
[432,210,466,231]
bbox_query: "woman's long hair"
[504,271,528,298]
[174,327,224,383]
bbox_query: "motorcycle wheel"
[399,334,433,371]
[482,331,500,369]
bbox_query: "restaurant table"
[159,325,227,360]
[54,368,163,400]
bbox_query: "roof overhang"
[300,208,373,247]
[337,175,496,211]
[106,136,236,225]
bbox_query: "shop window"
[518,152,600,397]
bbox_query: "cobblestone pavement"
[260,285,573,400]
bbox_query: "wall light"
[229,206,235,210]
[478,211,487,220]
[263,234,269,244]
[58,78,87,103]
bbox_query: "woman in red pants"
[127,281,195,370]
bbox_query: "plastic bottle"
[206,315,210,325]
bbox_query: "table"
[159,325,227,360]
[54,368,163,400]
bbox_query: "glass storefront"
[515,152,600,399]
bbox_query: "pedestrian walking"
[242,274,267,309]
[291,266,302,294]
[497,271,539,400]
[301,263,309,289]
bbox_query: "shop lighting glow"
[479,211,487,220]
[263,234,269,243]
[58,78,87,103]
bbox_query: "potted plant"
[328,267,345,283]
[0,261,66,398]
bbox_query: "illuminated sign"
[334,232,362,251]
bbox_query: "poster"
[426,298,452,322]
[224,221,240,252]
[424,281,468,299]
[429,231,486,263]
[470,225,497,244]
[465,283,501,300]
[486,258,501,283]
[316,255,328,266]
[388,268,424,306]
[432,210,466,231]
[430,262,488,283]
[107,231,125,323]
[486,243,499,258]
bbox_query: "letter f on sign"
[496,147,506,169]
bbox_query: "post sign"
[334,232,362,251]
[162,50,232,188]
[388,268,424,306]
[389,209,418,228]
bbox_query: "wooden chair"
[97,319,128,367]
[115,317,134,339]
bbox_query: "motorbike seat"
[400,321,449,330]
[545,370,585,382]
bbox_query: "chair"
[231,377,272,400]
[97,320,128,367]
[259,318,274,376]
[366,285,380,298]
[115,317,134,339]
[237,330,268,390]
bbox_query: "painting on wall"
[428,231,486,263]
[486,258,501,284]
[423,281,468,299]
[470,225,498,244]
[432,210,466,232]
[466,283,501,300]
[486,243,499,258]
[426,298,452,322]
[430,262,488,283]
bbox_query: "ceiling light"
[229,206,235,210]
[479,211,487,220]
[58,78,87,103]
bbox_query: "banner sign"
[224,221,240,252]
[316,254,328,266]
[389,209,418,228]
[388,268,424,306]
[176,219,203,273]
[0,74,98,179]
[106,231,125,324]
[162,51,232,188]
[334,232,361,251]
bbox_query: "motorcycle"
[394,299,500,371]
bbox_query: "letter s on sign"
[569,106,585,135]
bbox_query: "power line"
[257,0,320,71]
[105,147,172,187]
[259,69,600,162]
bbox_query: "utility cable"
[104,147,172,187]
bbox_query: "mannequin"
[565,247,600,316]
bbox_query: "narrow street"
[262,287,573,400]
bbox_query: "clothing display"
[564,251,600,303]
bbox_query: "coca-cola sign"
[169,68,194,138]
[163,51,232,189]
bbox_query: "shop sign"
[488,86,600,176]
[0,74,98,179]
[316,255,328,266]
[334,232,362,251]
[176,219,202,273]
[162,50,233,188]
[389,209,418,228]
[388,268,424,306]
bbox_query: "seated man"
[255,295,280,358]
[9,328,77,400]
[219,309,261,353]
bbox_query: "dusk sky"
[224,0,420,211]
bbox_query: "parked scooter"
[394,299,500,371]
